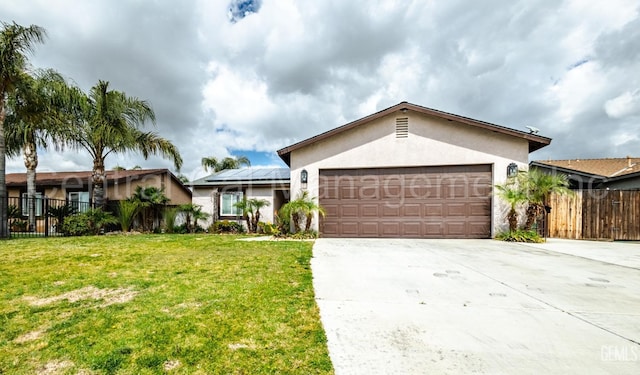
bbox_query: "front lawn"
[0,235,333,374]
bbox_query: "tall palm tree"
[5,69,71,231]
[201,155,250,172]
[68,80,183,207]
[0,21,46,238]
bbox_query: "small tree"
[179,203,210,233]
[280,190,325,234]
[494,177,527,232]
[233,197,270,233]
[521,169,572,230]
[116,200,140,232]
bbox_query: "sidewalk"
[520,238,640,269]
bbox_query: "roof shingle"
[533,157,640,178]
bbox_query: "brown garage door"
[319,165,492,238]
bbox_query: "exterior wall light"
[301,169,308,184]
[507,163,518,178]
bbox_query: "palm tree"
[495,177,527,232]
[280,190,325,233]
[130,186,169,232]
[68,80,182,207]
[5,69,71,231]
[201,155,250,172]
[0,21,46,238]
[234,197,270,233]
[179,203,210,233]
[521,169,572,231]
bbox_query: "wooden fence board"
[547,190,640,241]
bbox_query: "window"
[220,192,243,216]
[22,192,43,217]
[68,191,90,213]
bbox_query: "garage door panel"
[402,204,421,217]
[382,205,400,217]
[424,222,443,235]
[469,221,490,236]
[341,222,359,235]
[320,165,491,238]
[424,203,444,217]
[469,202,490,216]
[361,222,380,236]
[402,222,421,236]
[360,204,379,217]
[341,205,359,217]
[445,203,467,216]
[381,222,401,236]
[445,222,467,236]
[382,185,402,199]
[322,222,339,236]
[340,186,357,199]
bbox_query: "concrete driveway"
[311,239,640,374]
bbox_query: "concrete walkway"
[520,238,640,269]
[312,239,640,374]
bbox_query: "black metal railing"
[5,196,92,238]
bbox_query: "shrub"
[61,214,91,236]
[61,208,118,236]
[495,229,544,243]
[47,203,77,227]
[210,220,245,234]
[258,221,280,236]
[163,207,179,233]
[10,219,28,232]
[7,204,20,219]
[116,200,140,232]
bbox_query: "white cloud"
[605,90,640,119]
[3,0,640,176]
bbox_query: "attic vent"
[396,117,409,138]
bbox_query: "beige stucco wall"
[192,185,285,229]
[289,110,531,236]
[8,173,191,205]
[108,174,191,204]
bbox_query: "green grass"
[0,235,333,374]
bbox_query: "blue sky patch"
[228,0,262,23]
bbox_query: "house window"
[21,192,43,217]
[220,192,243,216]
[68,191,90,213]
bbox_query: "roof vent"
[396,117,409,138]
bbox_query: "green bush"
[495,229,544,243]
[10,219,28,232]
[162,207,178,233]
[61,208,118,236]
[210,220,245,234]
[61,214,91,236]
[257,221,280,236]
[116,200,140,232]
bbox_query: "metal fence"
[4,195,92,238]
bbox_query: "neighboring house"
[531,157,640,189]
[6,168,192,216]
[276,101,551,238]
[190,168,290,228]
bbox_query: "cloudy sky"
[2,0,639,180]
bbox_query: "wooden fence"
[547,190,640,241]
